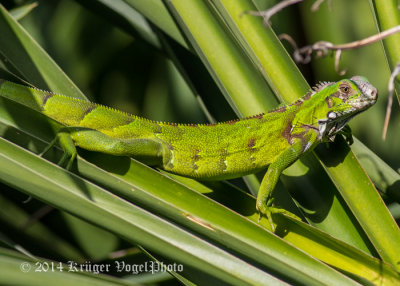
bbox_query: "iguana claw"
[257,198,302,232]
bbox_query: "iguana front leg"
[338,124,353,145]
[40,128,78,170]
[257,133,317,230]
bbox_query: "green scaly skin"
[0,77,378,229]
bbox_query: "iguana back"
[0,80,303,179]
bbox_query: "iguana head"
[315,76,378,141]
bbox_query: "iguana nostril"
[371,89,378,100]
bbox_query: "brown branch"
[296,26,400,63]
[283,25,400,76]
[328,25,400,50]
[241,0,303,26]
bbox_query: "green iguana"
[0,77,377,228]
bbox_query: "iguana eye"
[340,85,350,93]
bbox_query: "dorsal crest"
[312,81,334,93]
[300,81,335,101]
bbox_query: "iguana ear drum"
[327,111,337,119]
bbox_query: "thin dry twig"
[382,63,400,141]
[20,205,54,230]
[296,25,400,63]
[325,25,400,51]
[311,0,332,12]
[280,25,400,75]
[279,33,299,50]
[240,0,303,26]
[241,0,331,26]
[334,49,346,75]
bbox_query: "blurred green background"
[1,0,400,284]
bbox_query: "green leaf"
[0,193,84,261]
[0,4,85,99]
[10,2,38,20]
[351,138,400,202]
[0,137,292,285]
[75,0,161,49]
[101,0,188,49]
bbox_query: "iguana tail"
[0,79,51,113]
[0,79,136,129]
